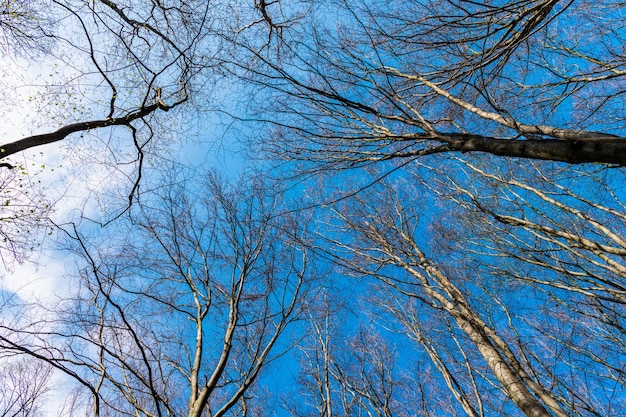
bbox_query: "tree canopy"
[0,1,624,416]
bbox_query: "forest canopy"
[0,1,624,416]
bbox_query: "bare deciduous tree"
[237,0,626,171]
[0,357,52,417]
[1,0,216,169]
[314,168,624,417]
[2,1,625,416]
[0,0,51,57]
[289,304,414,417]
[0,171,313,416]
[227,4,626,413]
[0,165,51,266]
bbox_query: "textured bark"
[444,134,626,165]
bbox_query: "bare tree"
[285,295,413,417]
[312,168,625,417]
[0,0,216,169]
[0,165,51,266]
[0,0,51,57]
[0,358,52,417]
[421,158,626,414]
[0,171,314,416]
[235,0,626,171]
[0,0,242,263]
[2,2,625,416]
[226,4,626,412]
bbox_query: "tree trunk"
[445,134,626,165]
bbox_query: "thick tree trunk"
[444,134,626,165]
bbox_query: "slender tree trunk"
[403,263,554,417]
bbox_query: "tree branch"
[0,97,173,163]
